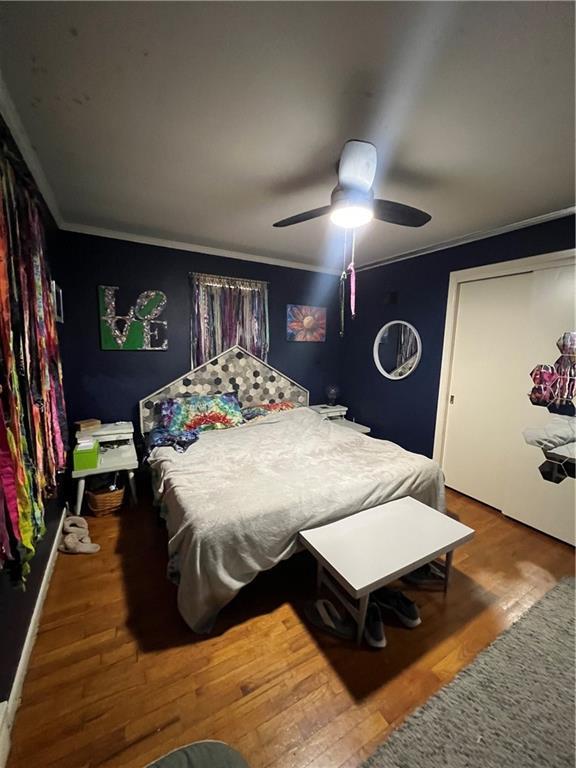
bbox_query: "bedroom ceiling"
[0,1,574,271]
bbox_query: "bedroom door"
[442,264,575,544]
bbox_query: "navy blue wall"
[52,232,341,428]
[341,215,575,457]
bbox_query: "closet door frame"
[433,248,576,467]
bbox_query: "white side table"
[310,404,348,420]
[299,497,474,644]
[71,442,139,515]
[337,420,371,435]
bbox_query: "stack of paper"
[76,436,97,451]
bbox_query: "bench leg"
[444,550,454,594]
[356,594,369,645]
[316,563,324,594]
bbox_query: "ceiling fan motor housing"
[331,185,374,211]
[338,140,378,192]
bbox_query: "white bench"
[299,496,475,644]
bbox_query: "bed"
[140,345,445,633]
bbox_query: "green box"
[73,441,100,471]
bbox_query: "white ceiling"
[0,1,574,271]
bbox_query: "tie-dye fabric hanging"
[0,149,67,582]
[190,273,269,366]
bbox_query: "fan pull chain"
[347,228,356,320]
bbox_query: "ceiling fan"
[273,140,431,230]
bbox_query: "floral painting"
[287,304,326,342]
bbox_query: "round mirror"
[373,321,422,380]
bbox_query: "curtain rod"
[191,272,269,287]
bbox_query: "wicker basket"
[86,486,125,516]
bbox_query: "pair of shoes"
[304,598,388,649]
[364,602,387,649]
[372,587,422,629]
[401,562,445,589]
[304,599,356,640]
[364,588,422,649]
[59,516,100,554]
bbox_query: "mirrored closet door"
[442,262,575,544]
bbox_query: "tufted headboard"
[139,345,309,433]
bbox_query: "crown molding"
[59,221,340,275]
[358,207,576,272]
[0,70,63,226]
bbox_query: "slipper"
[64,516,88,530]
[63,530,92,543]
[58,533,100,555]
[304,599,356,640]
[63,520,89,535]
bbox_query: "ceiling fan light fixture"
[330,203,374,229]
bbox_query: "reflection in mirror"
[373,321,422,380]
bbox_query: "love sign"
[99,286,168,350]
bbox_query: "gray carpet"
[362,578,575,768]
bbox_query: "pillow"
[147,426,199,454]
[242,401,298,422]
[161,393,244,433]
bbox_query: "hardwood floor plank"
[304,711,389,768]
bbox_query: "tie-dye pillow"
[161,393,244,433]
[242,401,299,422]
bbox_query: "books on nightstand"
[79,422,134,444]
[75,418,101,432]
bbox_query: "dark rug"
[362,578,575,768]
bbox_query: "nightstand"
[310,404,348,421]
[72,423,138,514]
[337,420,371,435]
[310,405,371,434]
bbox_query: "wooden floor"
[7,488,574,768]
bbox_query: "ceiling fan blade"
[273,206,332,228]
[338,140,377,192]
[374,199,431,227]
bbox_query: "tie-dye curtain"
[190,273,269,366]
[0,147,67,582]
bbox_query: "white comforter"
[148,407,445,632]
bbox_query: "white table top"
[310,404,348,413]
[338,420,371,434]
[299,496,474,598]
[72,442,138,478]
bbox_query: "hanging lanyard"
[339,228,357,337]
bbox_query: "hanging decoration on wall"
[287,305,327,342]
[190,273,269,366]
[0,146,68,581]
[99,286,168,350]
[523,331,576,484]
[51,280,64,323]
[338,228,357,337]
